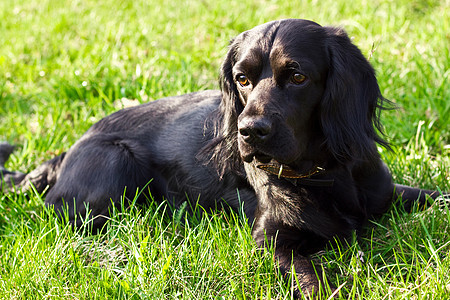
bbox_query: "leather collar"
[257,163,334,187]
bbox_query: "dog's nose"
[238,117,272,144]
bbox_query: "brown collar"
[257,163,334,187]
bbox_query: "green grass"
[0,0,449,298]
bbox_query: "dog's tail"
[0,142,26,191]
[394,183,448,211]
[0,142,15,169]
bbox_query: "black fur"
[1,19,443,298]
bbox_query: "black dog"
[0,19,443,297]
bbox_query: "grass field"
[0,0,449,298]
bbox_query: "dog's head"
[217,19,388,172]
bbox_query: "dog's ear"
[321,27,389,162]
[198,38,244,176]
[219,38,245,137]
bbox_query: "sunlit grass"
[0,0,448,298]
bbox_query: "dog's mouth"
[253,153,273,164]
[246,152,302,178]
[244,152,293,169]
[241,151,270,163]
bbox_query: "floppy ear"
[321,27,389,162]
[219,38,245,140]
[198,38,245,176]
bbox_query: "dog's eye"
[237,74,250,87]
[291,73,307,85]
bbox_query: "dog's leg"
[252,222,332,299]
[40,134,168,231]
[17,154,66,194]
[1,142,65,194]
[275,247,326,299]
